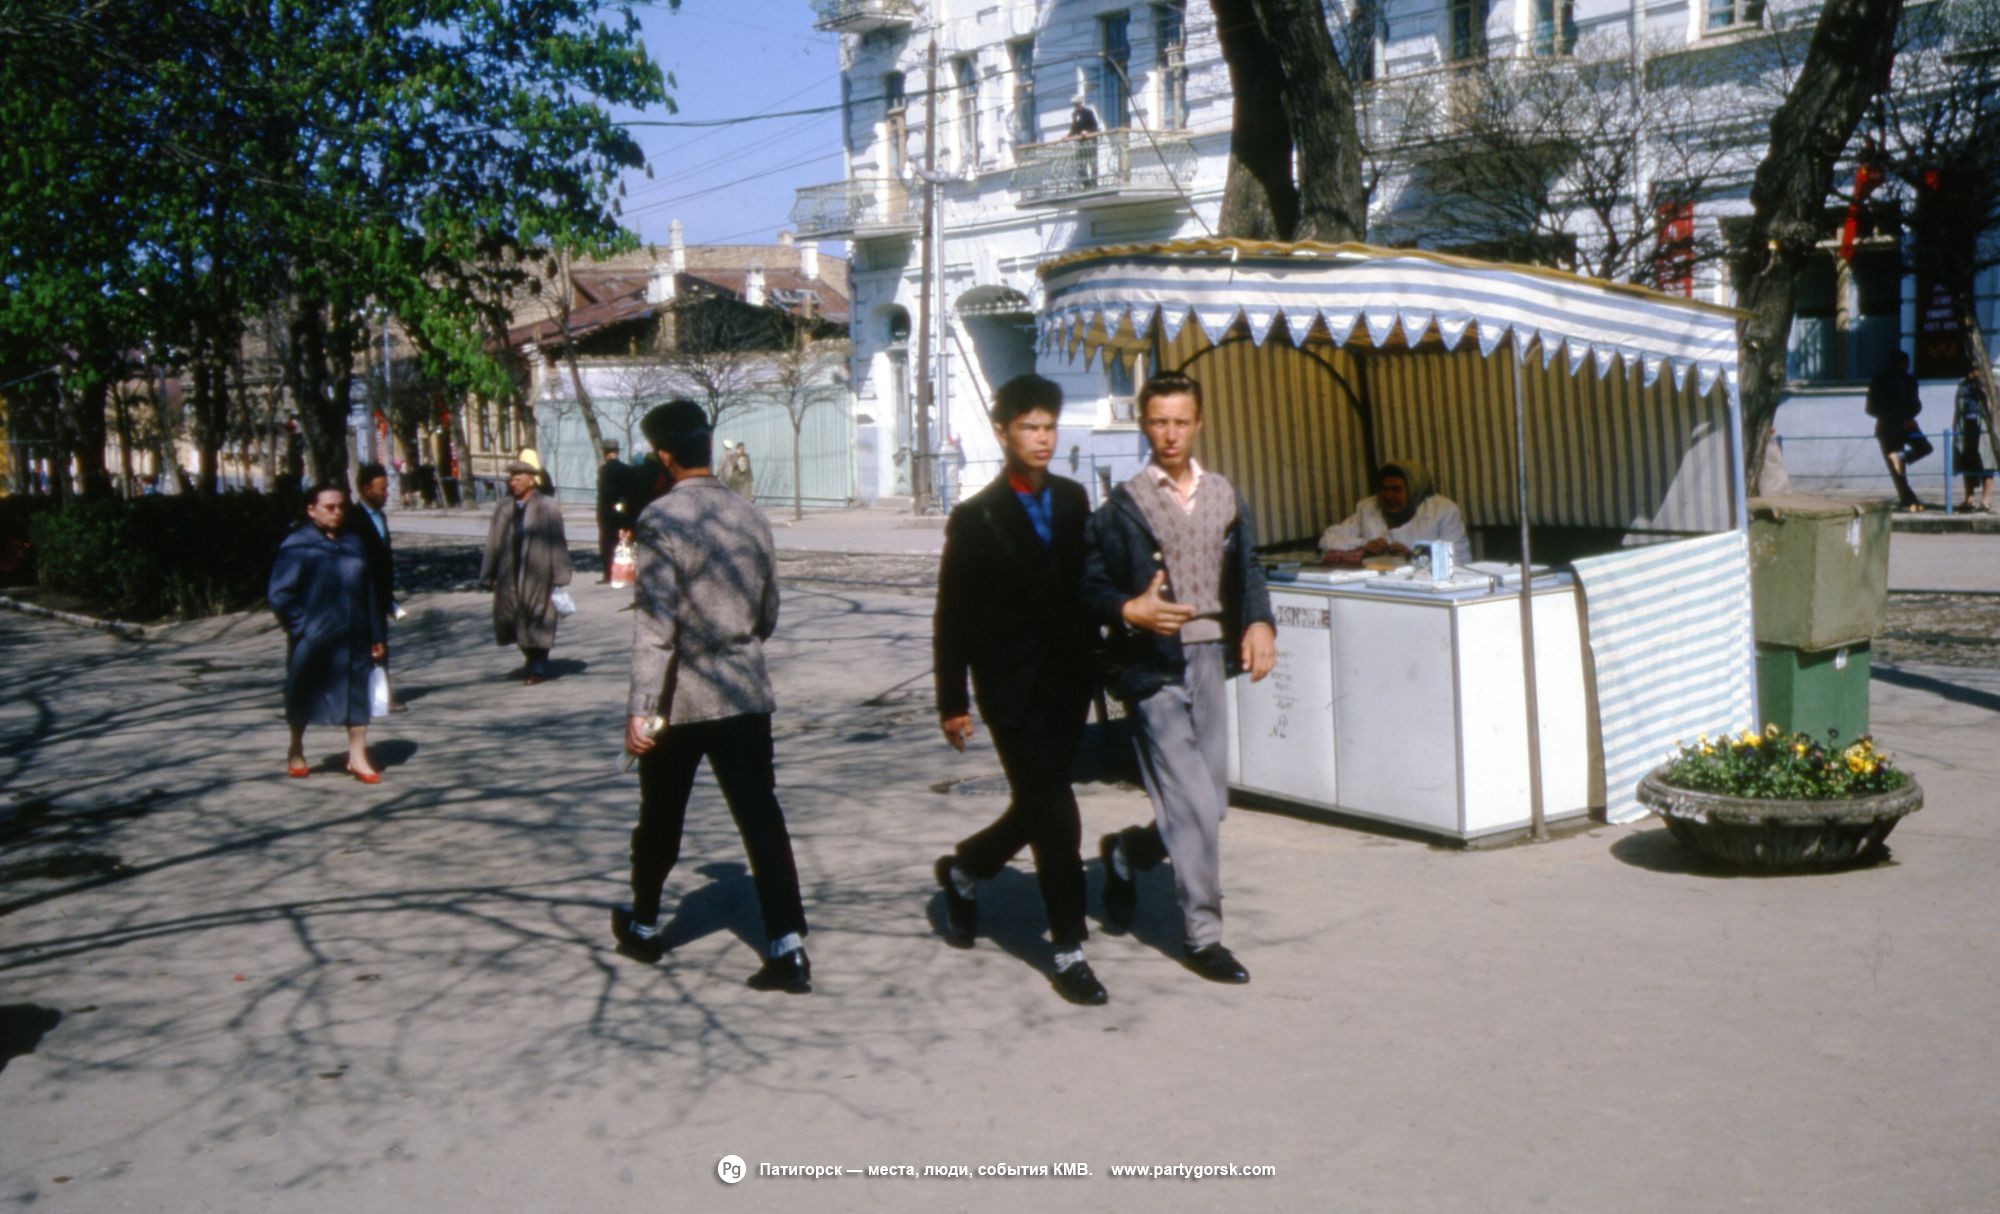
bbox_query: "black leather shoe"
[611,906,664,964]
[1182,943,1249,985]
[1052,961,1109,1006]
[747,948,812,994]
[935,855,976,947]
[1100,834,1136,930]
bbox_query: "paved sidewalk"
[1887,532,2000,593]
[393,501,947,557]
[4,555,1999,1212]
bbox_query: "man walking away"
[1082,372,1276,985]
[932,375,1106,1006]
[614,400,811,994]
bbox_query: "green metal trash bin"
[1755,642,1873,744]
[1747,496,1892,739]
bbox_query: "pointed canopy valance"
[1037,239,1743,397]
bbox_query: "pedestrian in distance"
[1866,350,1933,511]
[1082,372,1276,985]
[1954,368,1995,513]
[614,399,812,994]
[932,374,1107,1006]
[719,440,756,500]
[268,482,387,783]
[343,461,405,711]
[595,441,632,584]
[480,458,573,686]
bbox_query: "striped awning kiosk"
[1037,239,1758,831]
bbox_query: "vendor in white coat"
[1319,459,1471,567]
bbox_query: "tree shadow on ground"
[0,571,1121,1181]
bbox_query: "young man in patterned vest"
[1080,372,1276,984]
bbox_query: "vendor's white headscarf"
[1375,459,1437,528]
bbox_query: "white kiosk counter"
[1226,566,1600,842]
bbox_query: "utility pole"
[913,39,939,515]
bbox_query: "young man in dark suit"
[344,461,403,711]
[932,374,1106,1006]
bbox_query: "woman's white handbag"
[368,666,391,718]
[551,587,578,618]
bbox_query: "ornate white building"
[798,0,2000,506]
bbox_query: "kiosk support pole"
[1510,342,1548,841]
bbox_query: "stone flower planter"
[1636,769,1923,872]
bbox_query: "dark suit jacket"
[596,459,634,531]
[933,473,1095,727]
[341,505,395,625]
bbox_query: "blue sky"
[611,2,847,252]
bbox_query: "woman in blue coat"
[268,482,388,782]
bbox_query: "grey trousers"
[1129,642,1229,949]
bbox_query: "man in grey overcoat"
[480,459,573,685]
[612,400,811,994]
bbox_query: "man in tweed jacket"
[613,399,811,994]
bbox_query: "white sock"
[624,908,658,938]
[949,863,978,900]
[768,932,803,959]
[1053,949,1086,972]
[1109,840,1132,881]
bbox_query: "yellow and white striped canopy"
[1038,240,1746,543]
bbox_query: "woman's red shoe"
[347,765,382,785]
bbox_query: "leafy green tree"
[0,0,672,494]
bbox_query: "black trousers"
[954,694,1090,949]
[597,522,619,578]
[631,713,808,945]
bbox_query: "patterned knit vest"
[1124,468,1238,644]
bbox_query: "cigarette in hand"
[621,715,666,772]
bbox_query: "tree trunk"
[448,401,477,508]
[67,376,114,500]
[1250,0,1367,243]
[1735,0,1905,491]
[113,386,136,498]
[289,296,352,487]
[550,304,610,460]
[792,420,805,521]
[191,353,222,497]
[1212,0,1297,240]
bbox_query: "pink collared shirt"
[1143,458,1204,515]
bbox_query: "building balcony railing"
[1008,129,1199,208]
[790,178,923,241]
[810,0,918,34]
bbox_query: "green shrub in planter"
[29,493,295,619]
